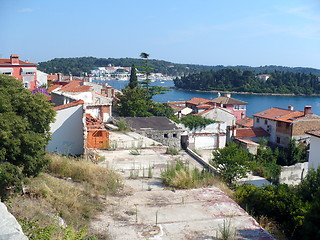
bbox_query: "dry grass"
[9,154,123,239]
[257,216,288,240]
[47,154,122,195]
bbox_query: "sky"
[1,0,320,68]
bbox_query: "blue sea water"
[100,80,320,117]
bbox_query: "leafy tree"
[210,143,251,184]
[149,103,174,118]
[115,86,151,117]
[0,75,56,177]
[128,64,138,89]
[180,115,216,130]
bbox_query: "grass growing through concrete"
[161,159,217,189]
[9,154,123,239]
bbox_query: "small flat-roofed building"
[123,117,183,150]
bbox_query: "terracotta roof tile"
[196,104,212,109]
[186,97,211,105]
[236,117,254,127]
[253,107,307,122]
[54,100,84,111]
[0,58,37,65]
[235,127,269,138]
[58,80,92,92]
[47,84,61,93]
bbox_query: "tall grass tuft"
[161,159,217,189]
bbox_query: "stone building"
[123,117,183,150]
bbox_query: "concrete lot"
[92,147,274,240]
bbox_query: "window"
[173,133,177,138]
[277,122,281,127]
[256,118,260,123]
[22,72,35,75]
[1,72,12,75]
[264,120,268,125]
[23,82,29,89]
[276,137,281,144]
[286,123,290,129]
[234,105,239,110]
[164,133,169,138]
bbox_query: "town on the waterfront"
[2,0,320,239]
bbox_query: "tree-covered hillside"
[174,68,320,95]
[38,57,320,77]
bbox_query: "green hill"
[38,57,320,77]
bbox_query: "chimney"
[10,54,19,65]
[288,105,294,111]
[58,73,62,81]
[304,106,312,115]
[69,74,72,81]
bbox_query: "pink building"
[211,94,247,121]
[0,54,38,90]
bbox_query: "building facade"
[0,54,37,90]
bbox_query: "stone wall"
[279,162,308,185]
[137,129,182,150]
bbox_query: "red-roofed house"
[50,80,114,122]
[47,100,110,155]
[232,127,270,154]
[0,54,37,90]
[253,106,320,147]
[211,94,248,121]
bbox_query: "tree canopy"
[174,68,320,95]
[0,75,56,177]
[210,142,251,184]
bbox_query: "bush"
[235,184,308,238]
[165,148,179,155]
[0,163,24,201]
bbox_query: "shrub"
[165,148,179,155]
[0,162,24,201]
[116,118,130,132]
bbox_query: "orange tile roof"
[47,74,58,81]
[253,107,306,123]
[197,104,211,109]
[235,127,269,138]
[47,84,61,93]
[186,97,210,105]
[58,80,92,93]
[236,117,254,127]
[54,100,84,111]
[0,58,37,65]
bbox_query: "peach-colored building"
[0,54,37,90]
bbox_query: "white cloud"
[17,8,33,13]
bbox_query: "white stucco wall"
[253,117,277,143]
[36,70,48,87]
[201,108,235,126]
[189,123,227,149]
[308,135,320,170]
[47,105,84,155]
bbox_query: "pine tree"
[128,65,138,89]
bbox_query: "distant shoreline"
[171,87,320,97]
